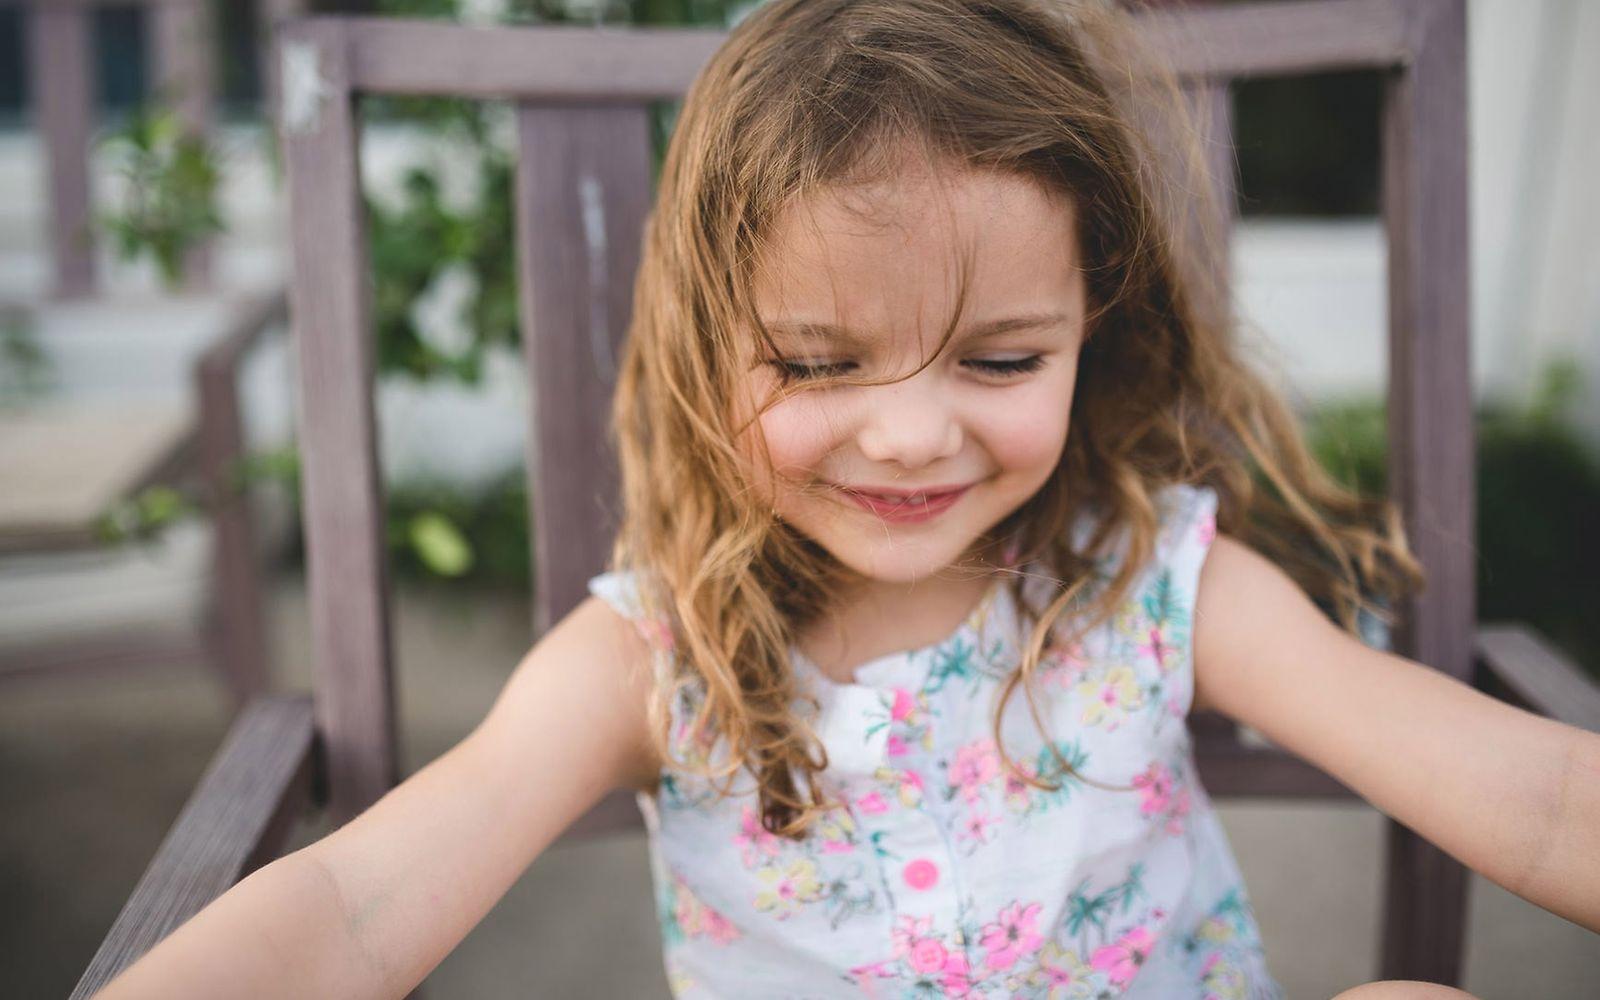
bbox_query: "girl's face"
[740,160,1086,585]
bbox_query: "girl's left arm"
[1192,533,1600,933]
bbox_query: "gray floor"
[4,578,1596,999]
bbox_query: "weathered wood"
[1476,625,1600,734]
[1192,739,1359,799]
[267,0,1419,109]
[515,104,653,635]
[1139,0,1414,78]
[279,18,399,828]
[30,2,96,297]
[1378,0,1472,984]
[70,695,318,1000]
[195,291,289,709]
[338,17,723,101]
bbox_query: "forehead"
[750,163,1081,345]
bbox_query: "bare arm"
[1192,534,1600,934]
[94,596,659,999]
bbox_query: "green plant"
[1305,361,1600,678]
[98,107,226,289]
[0,306,53,407]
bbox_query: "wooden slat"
[30,3,96,297]
[345,17,724,101]
[1193,737,1359,799]
[195,291,290,709]
[1139,0,1414,78]
[515,104,653,634]
[70,694,318,1000]
[270,0,1418,109]
[1476,625,1600,734]
[279,18,399,827]
[1378,0,1472,983]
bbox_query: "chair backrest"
[279,0,1469,962]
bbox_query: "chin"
[835,532,981,584]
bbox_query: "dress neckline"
[790,573,1010,691]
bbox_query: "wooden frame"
[74,1,1600,994]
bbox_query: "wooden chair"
[72,2,1600,996]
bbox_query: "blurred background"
[1,0,1596,997]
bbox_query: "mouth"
[830,483,974,524]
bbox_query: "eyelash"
[768,356,1045,383]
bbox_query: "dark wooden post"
[279,18,399,827]
[1379,0,1474,984]
[30,2,97,298]
[514,104,654,637]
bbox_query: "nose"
[854,373,964,471]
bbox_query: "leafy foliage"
[97,107,225,289]
[1306,360,1600,677]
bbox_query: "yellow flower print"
[1029,940,1097,998]
[1195,914,1237,945]
[1077,665,1144,729]
[1200,950,1248,1000]
[754,858,823,917]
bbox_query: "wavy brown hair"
[609,0,1425,838]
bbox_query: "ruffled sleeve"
[1153,483,1220,719]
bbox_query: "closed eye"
[765,354,1045,384]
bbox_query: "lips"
[832,483,973,523]
[844,484,968,501]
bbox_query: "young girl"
[99,1,1598,998]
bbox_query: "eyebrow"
[761,313,1073,348]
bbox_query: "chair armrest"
[71,693,320,1000]
[1475,623,1600,734]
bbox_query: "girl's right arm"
[93,596,660,999]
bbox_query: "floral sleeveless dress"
[588,483,1284,999]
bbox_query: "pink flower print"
[890,687,917,721]
[940,950,975,995]
[1196,511,1217,547]
[950,739,1000,802]
[1137,626,1177,672]
[733,805,783,868]
[909,936,948,974]
[898,768,926,807]
[902,857,940,891]
[980,901,1044,971]
[856,790,890,815]
[1132,763,1191,835]
[1042,640,1090,688]
[702,907,740,945]
[1089,925,1155,988]
[886,733,910,757]
[957,808,1000,850]
[1001,760,1037,813]
[1133,762,1175,816]
[1164,788,1191,835]
[671,874,741,945]
[891,914,937,958]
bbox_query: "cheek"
[973,376,1075,476]
[753,394,850,479]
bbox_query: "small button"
[903,858,939,891]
